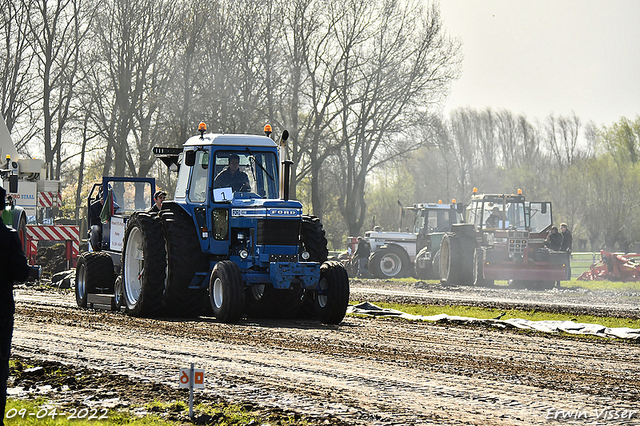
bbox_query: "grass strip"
[352,301,640,330]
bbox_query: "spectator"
[0,186,30,425]
[560,223,572,253]
[354,236,371,278]
[149,190,167,213]
[544,226,562,251]
[560,222,573,281]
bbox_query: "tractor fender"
[372,243,412,261]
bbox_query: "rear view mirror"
[541,203,547,214]
[9,175,18,193]
[185,150,196,166]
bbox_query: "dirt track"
[10,282,640,425]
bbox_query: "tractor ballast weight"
[439,190,569,289]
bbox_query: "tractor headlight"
[237,232,246,241]
[239,249,249,259]
[301,251,310,260]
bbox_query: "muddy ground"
[8,280,640,425]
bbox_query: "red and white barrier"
[26,225,80,268]
[38,192,62,208]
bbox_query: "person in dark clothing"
[485,207,502,228]
[214,154,250,192]
[544,226,562,251]
[148,190,166,213]
[560,223,572,252]
[354,236,371,277]
[0,186,30,425]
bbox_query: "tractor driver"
[486,207,502,228]
[214,153,250,192]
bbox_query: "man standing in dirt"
[354,236,371,277]
[0,187,30,424]
[560,223,573,280]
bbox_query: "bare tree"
[331,0,461,236]
[88,0,177,177]
[546,112,582,167]
[0,0,38,148]
[24,0,93,178]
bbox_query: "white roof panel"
[183,133,277,148]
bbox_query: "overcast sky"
[438,0,640,127]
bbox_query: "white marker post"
[179,364,205,418]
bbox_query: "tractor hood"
[229,196,303,219]
[365,231,417,242]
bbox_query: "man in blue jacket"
[0,186,30,425]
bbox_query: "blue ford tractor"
[113,124,349,324]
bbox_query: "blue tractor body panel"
[168,138,321,292]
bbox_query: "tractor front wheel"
[315,261,350,324]
[209,260,245,323]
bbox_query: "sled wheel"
[75,252,114,308]
[209,260,245,323]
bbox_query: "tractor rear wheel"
[209,260,245,323]
[473,248,494,287]
[301,215,328,262]
[315,261,350,324]
[300,215,329,318]
[121,213,167,317]
[75,252,114,308]
[369,246,410,279]
[160,202,208,318]
[440,233,473,285]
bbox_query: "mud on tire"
[160,202,208,318]
[75,252,115,308]
[121,212,167,317]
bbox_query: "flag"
[99,189,113,223]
